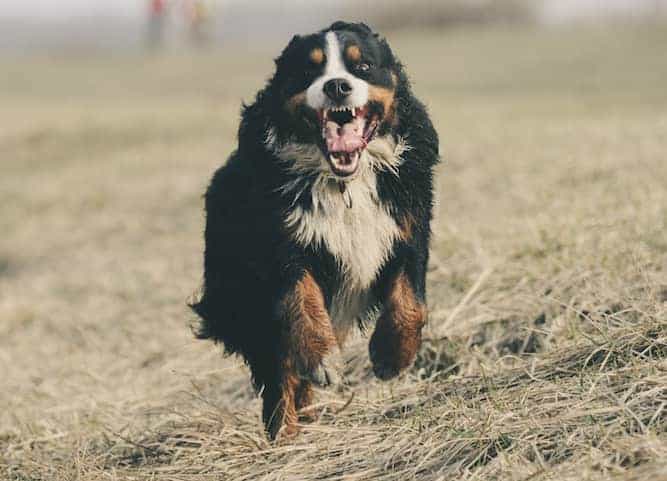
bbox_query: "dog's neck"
[266,129,408,202]
[267,132,409,290]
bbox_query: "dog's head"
[265,22,403,179]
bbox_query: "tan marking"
[286,91,307,113]
[295,381,316,421]
[297,272,337,382]
[275,369,300,440]
[291,271,336,357]
[268,271,340,438]
[369,271,427,377]
[309,48,324,65]
[390,272,427,333]
[345,44,361,63]
[368,85,396,121]
[399,213,416,241]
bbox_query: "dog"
[191,21,439,439]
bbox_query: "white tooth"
[324,108,329,119]
[352,107,356,116]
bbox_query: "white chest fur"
[274,135,406,331]
[285,163,399,291]
[286,170,398,338]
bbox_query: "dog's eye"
[355,63,371,72]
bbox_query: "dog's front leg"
[369,269,427,380]
[263,270,340,439]
[284,271,343,388]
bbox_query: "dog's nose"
[323,78,353,102]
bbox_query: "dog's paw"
[297,348,343,387]
[369,325,421,381]
[369,342,400,381]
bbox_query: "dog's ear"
[356,22,374,35]
[284,34,303,52]
[329,21,375,37]
[274,34,302,69]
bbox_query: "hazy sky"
[1,0,664,21]
[0,0,314,20]
[0,0,141,20]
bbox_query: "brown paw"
[297,347,343,387]
[369,323,421,381]
[274,420,301,442]
[298,403,326,423]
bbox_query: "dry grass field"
[1,25,666,480]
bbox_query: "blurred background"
[2,1,666,479]
[2,0,667,52]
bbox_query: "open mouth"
[317,105,380,178]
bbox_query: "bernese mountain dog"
[191,21,439,439]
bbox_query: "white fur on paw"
[302,348,343,387]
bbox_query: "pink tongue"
[325,117,365,153]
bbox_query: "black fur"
[191,21,439,437]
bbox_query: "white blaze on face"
[306,31,369,110]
